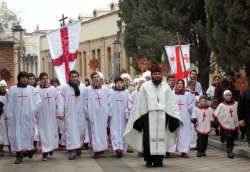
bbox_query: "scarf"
[40,83,50,88]
[174,87,186,95]
[68,80,80,96]
[17,82,27,88]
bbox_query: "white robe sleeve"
[57,90,66,118]
[33,88,41,116]
[83,89,89,119]
[188,93,197,119]
[108,89,113,117]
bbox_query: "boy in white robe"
[36,72,59,161]
[214,90,238,159]
[57,70,87,160]
[5,71,41,164]
[195,95,214,157]
[84,72,110,158]
[167,79,197,158]
[0,80,9,155]
[109,77,130,157]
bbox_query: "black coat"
[238,87,250,126]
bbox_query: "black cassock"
[133,112,180,165]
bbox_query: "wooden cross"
[59,14,68,26]
[44,93,52,106]
[229,108,233,117]
[71,94,78,105]
[202,112,206,122]
[95,94,102,108]
[178,100,184,110]
[17,92,27,106]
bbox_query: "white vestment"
[213,101,238,130]
[57,83,87,150]
[0,94,9,145]
[5,85,41,152]
[124,81,183,155]
[196,106,214,134]
[195,81,203,95]
[168,91,196,153]
[206,85,215,106]
[84,86,110,152]
[36,86,59,153]
[109,90,129,153]
[126,90,138,119]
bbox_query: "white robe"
[0,94,9,145]
[84,86,110,152]
[57,83,87,150]
[36,86,59,153]
[5,85,41,152]
[109,90,129,153]
[196,106,214,135]
[126,90,138,119]
[213,101,238,131]
[168,91,196,154]
[206,85,215,106]
[124,81,183,154]
[195,81,203,95]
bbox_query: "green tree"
[120,0,212,90]
[206,0,250,77]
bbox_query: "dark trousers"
[16,151,23,160]
[43,152,48,157]
[246,126,250,146]
[223,130,234,149]
[197,134,208,151]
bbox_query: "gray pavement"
[0,144,250,172]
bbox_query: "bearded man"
[124,64,183,167]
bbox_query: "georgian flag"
[46,20,81,85]
[165,44,190,81]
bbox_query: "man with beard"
[0,80,8,155]
[5,71,41,164]
[167,75,175,91]
[124,64,183,167]
[189,70,203,95]
[84,72,110,158]
[57,70,87,160]
[109,77,130,157]
[36,72,59,161]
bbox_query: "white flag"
[46,20,81,85]
[165,44,190,81]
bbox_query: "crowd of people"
[0,65,249,168]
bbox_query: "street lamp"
[12,23,24,73]
[113,32,121,76]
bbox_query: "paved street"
[0,145,249,172]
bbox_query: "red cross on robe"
[202,112,206,122]
[178,100,184,110]
[95,94,102,108]
[17,92,27,106]
[229,108,233,117]
[44,93,52,106]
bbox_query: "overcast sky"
[5,0,112,32]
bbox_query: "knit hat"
[223,90,232,97]
[138,77,146,83]
[17,71,28,81]
[0,80,7,87]
[133,78,139,84]
[120,73,132,83]
[151,64,161,73]
[142,70,151,78]
[114,77,123,83]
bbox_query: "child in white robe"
[214,90,238,158]
[195,95,214,157]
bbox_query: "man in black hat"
[4,71,41,164]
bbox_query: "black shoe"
[68,155,76,160]
[240,135,245,140]
[42,155,48,161]
[116,150,123,158]
[81,145,86,150]
[197,151,202,157]
[201,151,206,156]
[59,144,65,148]
[165,152,171,158]
[76,149,81,156]
[84,143,89,149]
[215,130,220,136]
[94,153,99,159]
[99,151,104,155]
[159,163,163,167]
[146,162,152,167]
[27,151,33,158]
[33,147,37,153]
[127,149,133,153]
[49,151,53,156]
[227,148,234,159]
[23,152,27,157]
[220,136,225,143]
[14,158,22,164]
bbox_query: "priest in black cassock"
[123,64,183,167]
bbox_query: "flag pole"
[177,32,188,84]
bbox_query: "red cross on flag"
[46,20,81,85]
[165,45,190,81]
